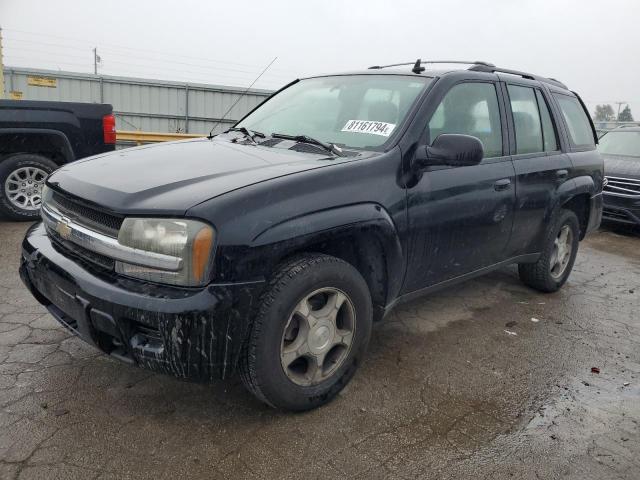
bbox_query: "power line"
[2,28,298,74]
[3,35,296,83]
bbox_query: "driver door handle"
[494,178,511,191]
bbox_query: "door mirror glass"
[416,134,484,168]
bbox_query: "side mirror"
[415,134,484,169]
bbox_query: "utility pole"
[615,101,627,121]
[0,26,5,99]
[93,47,98,75]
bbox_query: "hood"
[47,137,351,215]
[602,153,640,180]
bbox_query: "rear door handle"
[494,178,511,191]
[556,169,569,179]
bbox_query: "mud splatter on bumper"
[19,222,263,381]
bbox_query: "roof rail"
[468,64,567,89]
[367,59,568,89]
[368,59,495,74]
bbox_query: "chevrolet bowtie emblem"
[56,217,72,240]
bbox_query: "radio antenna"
[207,56,278,138]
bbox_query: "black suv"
[19,61,603,411]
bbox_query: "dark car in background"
[598,126,640,226]
[0,100,116,220]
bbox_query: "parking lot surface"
[0,221,638,480]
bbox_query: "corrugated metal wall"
[2,67,273,135]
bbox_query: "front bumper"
[603,193,640,226]
[19,222,264,381]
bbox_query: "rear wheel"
[518,209,580,292]
[0,154,57,221]
[239,254,372,411]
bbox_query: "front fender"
[256,203,404,299]
[215,203,405,303]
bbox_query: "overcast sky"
[1,0,639,116]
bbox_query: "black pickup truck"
[0,100,115,220]
[20,61,603,411]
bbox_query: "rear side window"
[535,90,559,152]
[428,82,503,158]
[507,85,543,154]
[554,94,595,149]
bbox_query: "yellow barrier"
[116,130,204,145]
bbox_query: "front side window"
[427,82,503,158]
[554,94,595,149]
[236,75,431,150]
[598,131,640,157]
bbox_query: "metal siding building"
[2,67,273,135]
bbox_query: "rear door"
[500,79,573,257]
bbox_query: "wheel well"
[562,194,590,239]
[280,233,388,318]
[0,132,72,166]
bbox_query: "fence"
[2,66,273,136]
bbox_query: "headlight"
[115,218,215,287]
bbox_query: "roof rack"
[468,64,568,89]
[368,59,495,74]
[367,59,567,89]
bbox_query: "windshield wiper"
[271,133,344,157]
[226,127,265,144]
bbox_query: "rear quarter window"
[553,94,595,149]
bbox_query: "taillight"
[103,114,116,144]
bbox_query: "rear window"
[553,94,595,149]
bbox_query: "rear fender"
[539,175,596,243]
[0,129,75,165]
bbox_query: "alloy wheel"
[550,225,573,279]
[4,166,48,211]
[280,287,356,386]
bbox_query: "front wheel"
[518,209,580,293]
[239,254,372,411]
[0,154,57,221]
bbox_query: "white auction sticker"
[341,120,396,137]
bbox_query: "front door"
[402,80,516,294]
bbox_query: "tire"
[239,254,373,411]
[0,154,57,221]
[518,209,580,293]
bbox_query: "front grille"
[44,189,121,271]
[604,176,640,197]
[48,230,115,271]
[50,191,124,236]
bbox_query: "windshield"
[235,75,431,150]
[598,131,640,157]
